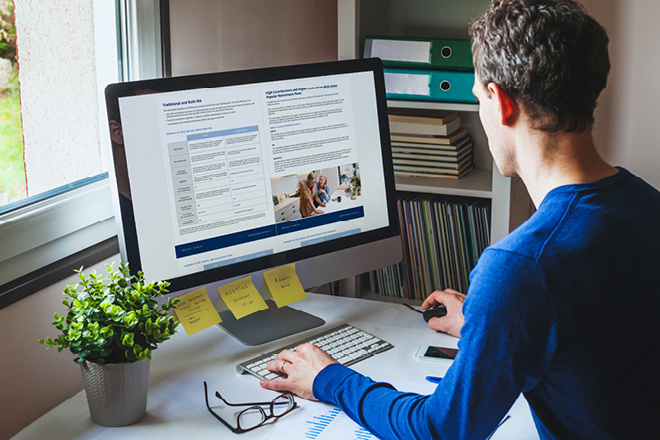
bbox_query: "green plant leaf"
[124,311,138,329]
[42,263,175,364]
[100,326,113,339]
[121,332,135,347]
[67,327,81,341]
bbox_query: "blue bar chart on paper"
[305,407,375,440]
[268,403,377,440]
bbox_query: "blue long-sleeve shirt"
[313,168,660,439]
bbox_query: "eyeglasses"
[203,381,297,433]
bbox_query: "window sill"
[0,175,118,309]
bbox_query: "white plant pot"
[80,359,150,427]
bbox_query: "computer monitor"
[105,58,401,345]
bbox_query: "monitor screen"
[106,59,401,344]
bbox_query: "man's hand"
[260,343,338,400]
[421,289,466,338]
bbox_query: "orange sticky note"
[218,276,268,320]
[263,263,307,308]
[173,286,222,335]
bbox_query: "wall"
[169,0,338,76]
[582,0,660,190]
[15,1,102,196]
[0,256,118,440]
[271,174,301,200]
[324,169,341,194]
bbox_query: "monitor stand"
[216,299,325,346]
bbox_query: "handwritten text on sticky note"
[218,276,268,320]
[263,263,307,308]
[173,287,222,335]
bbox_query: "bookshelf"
[334,0,532,300]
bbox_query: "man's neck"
[515,127,618,208]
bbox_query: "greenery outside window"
[0,1,24,206]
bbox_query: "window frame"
[0,176,117,308]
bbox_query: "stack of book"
[388,108,474,179]
[370,192,491,300]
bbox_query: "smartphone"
[415,345,459,364]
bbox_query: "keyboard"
[236,324,393,380]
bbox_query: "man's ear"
[488,83,518,126]
[109,120,124,145]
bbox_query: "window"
[0,0,163,308]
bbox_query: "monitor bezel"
[105,58,399,292]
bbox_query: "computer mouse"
[423,305,447,322]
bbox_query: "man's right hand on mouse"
[421,289,466,338]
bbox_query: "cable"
[403,303,423,314]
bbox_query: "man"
[261,1,660,438]
[298,172,325,217]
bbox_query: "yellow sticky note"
[263,263,307,308]
[173,287,222,336]
[218,276,268,320]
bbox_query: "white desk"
[13,294,538,439]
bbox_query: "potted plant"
[39,263,180,427]
[350,175,361,198]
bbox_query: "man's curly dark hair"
[469,0,610,133]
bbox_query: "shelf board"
[395,168,493,198]
[358,291,423,306]
[387,99,479,113]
